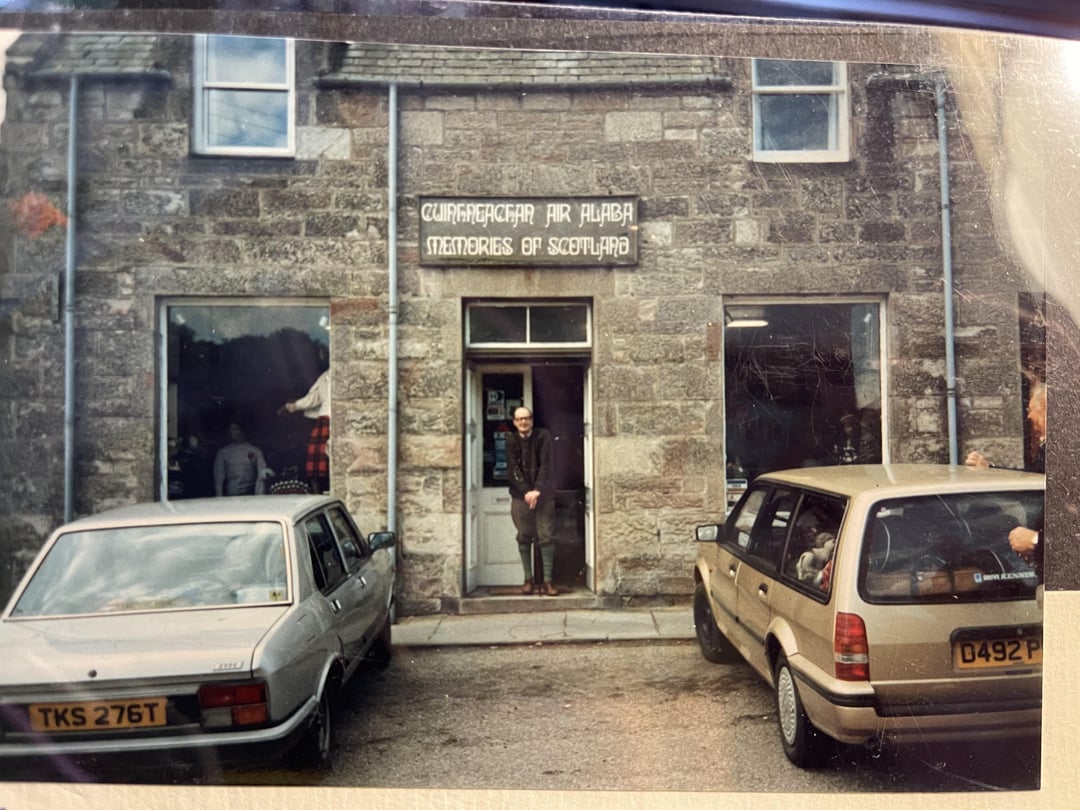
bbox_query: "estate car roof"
[54,495,341,532]
[756,463,1044,500]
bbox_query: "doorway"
[465,362,591,594]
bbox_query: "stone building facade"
[0,32,1043,612]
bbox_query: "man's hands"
[1009,526,1039,558]
[964,451,990,469]
[525,490,541,509]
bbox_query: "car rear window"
[860,490,1042,602]
[8,521,289,617]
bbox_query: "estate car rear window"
[860,490,1043,603]
[9,522,289,617]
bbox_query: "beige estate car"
[693,464,1043,767]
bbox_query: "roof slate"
[7,33,730,88]
[15,33,169,79]
[321,42,731,88]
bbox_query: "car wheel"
[289,688,335,771]
[774,654,828,768]
[693,581,739,664]
[368,613,393,669]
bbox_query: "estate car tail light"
[834,612,870,681]
[198,682,269,728]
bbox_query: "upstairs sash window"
[752,59,850,162]
[193,35,295,156]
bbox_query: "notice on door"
[419,196,638,266]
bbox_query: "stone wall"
[0,38,1037,611]
[387,59,1031,606]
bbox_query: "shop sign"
[418,196,638,266]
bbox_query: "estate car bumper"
[793,666,1041,745]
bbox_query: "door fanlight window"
[466,303,590,348]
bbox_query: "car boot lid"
[0,607,289,688]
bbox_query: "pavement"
[391,605,696,647]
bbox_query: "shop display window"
[725,300,882,480]
[163,302,329,499]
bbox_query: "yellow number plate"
[954,637,1042,669]
[28,698,168,732]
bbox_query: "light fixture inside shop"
[724,308,768,329]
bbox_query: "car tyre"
[774,654,828,768]
[693,581,740,664]
[368,612,393,669]
[290,688,335,771]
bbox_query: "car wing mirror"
[369,531,396,551]
[696,525,721,543]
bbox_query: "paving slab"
[392,607,694,647]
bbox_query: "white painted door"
[465,367,481,594]
[583,364,595,590]
[471,367,532,588]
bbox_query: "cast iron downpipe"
[936,75,960,464]
[63,75,80,524]
[387,83,400,537]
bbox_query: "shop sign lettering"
[418,196,638,266]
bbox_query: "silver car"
[0,495,396,774]
[694,464,1043,767]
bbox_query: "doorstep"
[445,585,622,615]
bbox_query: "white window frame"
[465,301,593,351]
[722,295,889,496]
[192,34,296,157]
[158,297,329,501]
[752,60,850,163]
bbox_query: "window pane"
[207,35,288,85]
[207,89,289,149]
[746,487,796,570]
[755,59,836,87]
[786,493,845,593]
[530,305,587,343]
[469,306,527,343]
[306,515,347,591]
[11,523,287,616]
[758,93,833,151]
[166,304,329,500]
[725,302,882,480]
[861,492,1042,603]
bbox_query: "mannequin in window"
[214,421,272,497]
[282,345,331,494]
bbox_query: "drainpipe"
[935,75,960,464]
[387,83,400,536]
[63,75,80,523]
[385,83,401,620]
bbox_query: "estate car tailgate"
[859,600,1042,711]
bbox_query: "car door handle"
[355,575,367,588]
[728,565,737,579]
[757,583,768,598]
[330,599,342,613]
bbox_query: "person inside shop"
[281,345,331,494]
[965,380,1046,579]
[832,413,861,464]
[506,405,559,596]
[213,420,272,497]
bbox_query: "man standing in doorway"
[506,406,558,595]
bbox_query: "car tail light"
[198,682,269,728]
[834,612,870,681]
